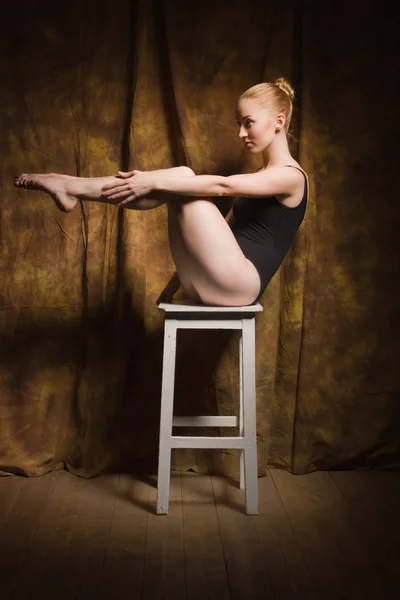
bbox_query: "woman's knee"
[177,166,195,177]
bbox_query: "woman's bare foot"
[14,173,78,212]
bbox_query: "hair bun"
[274,77,294,101]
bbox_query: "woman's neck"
[262,132,293,169]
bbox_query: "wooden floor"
[0,469,399,599]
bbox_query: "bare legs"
[165,200,203,303]
[14,166,261,306]
[13,166,202,301]
[166,197,260,306]
[13,166,195,212]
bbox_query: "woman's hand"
[116,170,140,178]
[101,170,154,206]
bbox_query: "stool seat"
[158,300,263,314]
[156,300,263,515]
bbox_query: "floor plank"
[271,469,350,600]
[98,474,150,600]
[298,470,383,599]
[255,470,316,599]
[7,469,91,599]
[331,470,400,598]
[142,472,186,600]
[181,472,230,600]
[58,472,119,600]
[0,475,26,523]
[0,470,59,596]
[1,468,399,600]
[11,470,119,600]
[211,474,275,600]
[358,470,400,509]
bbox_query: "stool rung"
[170,436,245,449]
[176,319,243,329]
[173,416,238,427]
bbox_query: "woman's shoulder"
[256,163,307,190]
[255,162,307,175]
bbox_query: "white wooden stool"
[156,300,263,515]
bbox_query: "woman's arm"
[102,166,304,206]
[153,166,303,199]
[115,166,195,209]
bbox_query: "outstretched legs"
[14,166,194,212]
[14,166,261,306]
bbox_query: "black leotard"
[231,165,308,302]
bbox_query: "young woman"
[14,77,308,307]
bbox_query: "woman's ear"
[274,113,286,131]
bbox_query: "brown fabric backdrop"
[1,0,399,478]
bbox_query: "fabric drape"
[1,0,399,478]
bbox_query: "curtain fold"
[1,0,399,478]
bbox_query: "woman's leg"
[13,166,194,212]
[14,165,202,300]
[166,202,203,303]
[14,166,260,305]
[166,197,261,306]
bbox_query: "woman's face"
[236,98,277,153]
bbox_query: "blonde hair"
[239,77,295,133]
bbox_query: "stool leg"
[239,331,245,490]
[242,317,258,515]
[157,318,178,515]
